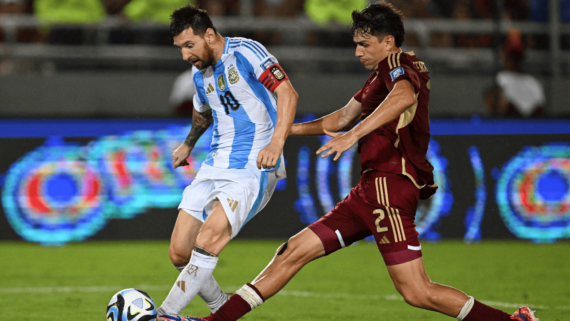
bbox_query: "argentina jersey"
[192,37,288,177]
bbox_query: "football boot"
[511,307,539,321]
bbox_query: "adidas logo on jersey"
[206,83,215,94]
[227,198,239,212]
[379,236,390,244]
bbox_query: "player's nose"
[355,47,363,57]
[181,50,192,61]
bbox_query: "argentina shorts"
[308,170,423,266]
[178,164,280,238]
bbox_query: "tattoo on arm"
[184,109,213,147]
[194,246,217,257]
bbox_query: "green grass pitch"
[1,240,569,320]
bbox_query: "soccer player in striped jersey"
[177,2,538,321]
[156,6,298,318]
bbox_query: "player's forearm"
[351,82,415,140]
[270,88,298,145]
[290,98,361,136]
[289,112,340,136]
[183,108,213,148]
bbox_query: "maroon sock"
[463,300,513,321]
[204,283,265,321]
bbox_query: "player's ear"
[384,35,395,49]
[386,35,395,47]
[204,28,215,43]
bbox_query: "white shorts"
[178,164,280,238]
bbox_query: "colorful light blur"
[464,146,486,243]
[495,143,570,243]
[2,119,570,245]
[2,126,212,245]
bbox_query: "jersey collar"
[375,48,403,70]
[213,37,230,71]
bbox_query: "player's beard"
[195,42,216,70]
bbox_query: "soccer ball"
[106,288,157,321]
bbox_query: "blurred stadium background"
[1,0,570,320]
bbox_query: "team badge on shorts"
[228,66,240,84]
[270,66,285,80]
[390,67,405,81]
[217,74,226,91]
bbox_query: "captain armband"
[258,64,288,92]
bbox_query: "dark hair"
[351,1,405,47]
[170,5,217,40]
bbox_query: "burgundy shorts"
[308,171,422,266]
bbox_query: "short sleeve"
[234,39,289,92]
[170,69,196,106]
[192,68,211,113]
[353,71,378,102]
[192,93,211,113]
[354,88,364,102]
[379,53,421,93]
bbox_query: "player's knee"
[400,288,425,308]
[196,225,231,251]
[168,243,190,266]
[282,236,317,266]
[399,283,435,309]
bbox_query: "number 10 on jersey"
[220,91,241,115]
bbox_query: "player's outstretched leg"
[387,257,538,320]
[200,228,326,321]
[158,201,233,316]
[168,210,230,313]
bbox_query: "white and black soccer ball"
[106,288,157,321]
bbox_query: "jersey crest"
[270,65,285,80]
[228,66,240,84]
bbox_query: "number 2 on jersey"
[373,209,389,233]
[220,91,241,115]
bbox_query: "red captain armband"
[258,64,288,92]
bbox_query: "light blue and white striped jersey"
[192,37,286,178]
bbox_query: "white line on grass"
[0,285,557,310]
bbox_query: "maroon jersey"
[354,50,437,199]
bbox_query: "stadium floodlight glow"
[2,126,212,245]
[495,143,570,243]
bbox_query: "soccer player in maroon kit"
[160,2,538,321]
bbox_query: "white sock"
[158,250,218,315]
[175,264,229,313]
[200,277,230,313]
[236,284,264,310]
[456,296,475,321]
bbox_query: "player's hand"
[317,129,358,161]
[172,143,192,168]
[257,141,283,170]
